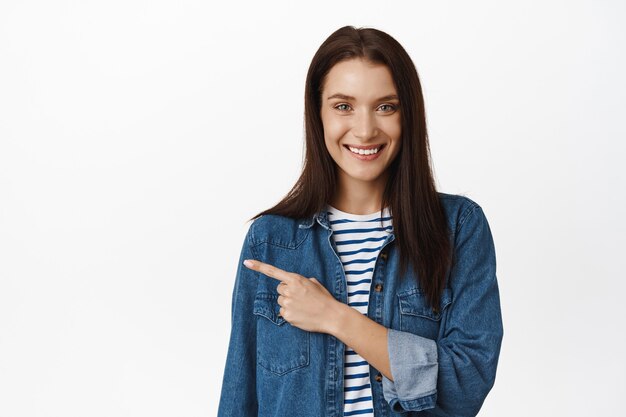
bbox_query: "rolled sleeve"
[382,328,438,412]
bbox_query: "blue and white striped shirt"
[327,203,393,417]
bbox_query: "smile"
[348,146,380,155]
[343,144,385,161]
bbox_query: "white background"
[1,1,625,416]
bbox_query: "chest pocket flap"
[398,287,453,321]
[253,292,287,325]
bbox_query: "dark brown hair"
[249,25,451,311]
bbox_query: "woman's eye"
[378,104,396,112]
[335,103,351,111]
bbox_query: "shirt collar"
[298,206,331,230]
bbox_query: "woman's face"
[320,58,402,188]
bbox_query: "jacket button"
[380,251,388,260]
[375,373,382,382]
[374,283,383,292]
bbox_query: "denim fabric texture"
[217,192,504,417]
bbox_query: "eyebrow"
[326,93,399,101]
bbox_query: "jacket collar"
[297,206,394,234]
[298,205,396,246]
[298,206,331,231]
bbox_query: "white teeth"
[348,146,380,155]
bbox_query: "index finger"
[243,259,298,284]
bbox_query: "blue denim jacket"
[217,193,503,416]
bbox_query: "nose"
[352,110,379,140]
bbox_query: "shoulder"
[246,213,310,249]
[437,191,485,234]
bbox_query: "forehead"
[322,58,397,99]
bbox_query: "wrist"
[326,300,351,337]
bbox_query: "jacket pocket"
[397,288,452,338]
[253,292,310,375]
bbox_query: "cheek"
[322,115,349,142]
[382,116,402,140]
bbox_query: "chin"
[345,171,384,183]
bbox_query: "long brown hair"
[249,25,451,311]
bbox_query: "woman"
[217,26,503,417]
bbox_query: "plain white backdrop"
[1,1,625,416]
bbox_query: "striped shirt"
[326,203,393,417]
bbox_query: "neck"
[330,172,388,215]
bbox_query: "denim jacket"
[217,192,503,416]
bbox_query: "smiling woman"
[217,25,503,417]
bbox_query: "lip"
[344,144,385,161]
[344,144,384,150]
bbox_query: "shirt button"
[375,373,382,382]
[374,283,383,292]
[380,251,388,260]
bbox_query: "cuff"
[382,328,438,413]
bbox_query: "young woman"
[217,26,503,417]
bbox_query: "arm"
[381,204,504,415]
[217,225,259,416]
[330,303,394,381]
